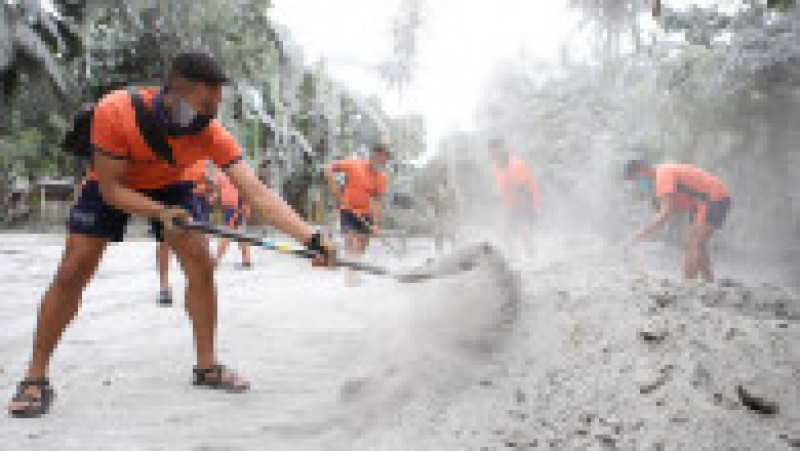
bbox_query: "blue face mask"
[637,176,653,192]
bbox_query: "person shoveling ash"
[211,167,252,269]
[8,52,335,419]
[624,159,731,283]
[156,160,214,306]
[324,143,389,285]
[489,138,540,252]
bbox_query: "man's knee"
[174,236,214,284]
[53,240,104,291]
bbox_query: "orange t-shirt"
[492,155,540,206]
[90,87,242,190]
[182,160,210,195]
[654,164,730,211]
[333,159,387,215]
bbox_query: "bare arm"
[632,195,675,243]
[225,160,313,244]
[323,163,343,201]
[369,194,383,232]
[94,152,168,218]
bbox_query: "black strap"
[128,87,176,165]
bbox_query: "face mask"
[172,94,198,127]
[637,176,653,192]
[156,90,215,136]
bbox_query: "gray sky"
[272,0,577,155]
[271,1,737,156]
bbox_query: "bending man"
[8,52,333,418]
[624,160,731,282]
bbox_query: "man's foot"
[158,289,173,307]
[8,377,55,418]
[234,262,252,271]
[193,365,250,393]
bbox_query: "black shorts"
[67,180,206,242]
[190,194,211,223]
[694,197,731,229]
[340,209,372,235]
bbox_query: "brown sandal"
[9,377,55,418]
[193,365,249,393]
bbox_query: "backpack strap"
[128,87,176,165]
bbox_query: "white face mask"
[171,94,199,127]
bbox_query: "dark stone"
[514,387,526,404]
[648,292,677,307]
[597,434,617,448]
[639,328,668,343]
[719,278,743,288]
[736,385,779,416]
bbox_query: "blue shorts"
[67,180,206,242]
[340,209,372,235]
[223,198,245,229]
[190,194,210,223]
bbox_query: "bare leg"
[214,238,231,266]
[167,231,248,389]
[157,242,170,291]
[697,224,715,283]
[344,231,369,259]
[684,223,702,281]
[344,231,368,283]
[166,231,217,367]
[9,234,107,411]
[239,242,251,266]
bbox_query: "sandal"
[9,377,55,418]
[193,365,249,393]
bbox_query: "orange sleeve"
[91,99,129,160]
[374,173,387,196]
[655,169,677,198]
[205,121,243,169]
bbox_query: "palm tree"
[1,0,84,98]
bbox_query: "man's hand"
[305,232,337,267]
[159,206,192,235]
[369,224,382,237]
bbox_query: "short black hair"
[623,159,649,180]
[169,52,229,85]
[371,143,391,154]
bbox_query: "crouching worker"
[624,160,731,283]
[8,52,335,418]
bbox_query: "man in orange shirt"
[625,160,731,282]
[324,144,389,278]
[156,160,213,306]
[8,53,334,418]
[490,138,540,245]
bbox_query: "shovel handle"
[179,220,389,275]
